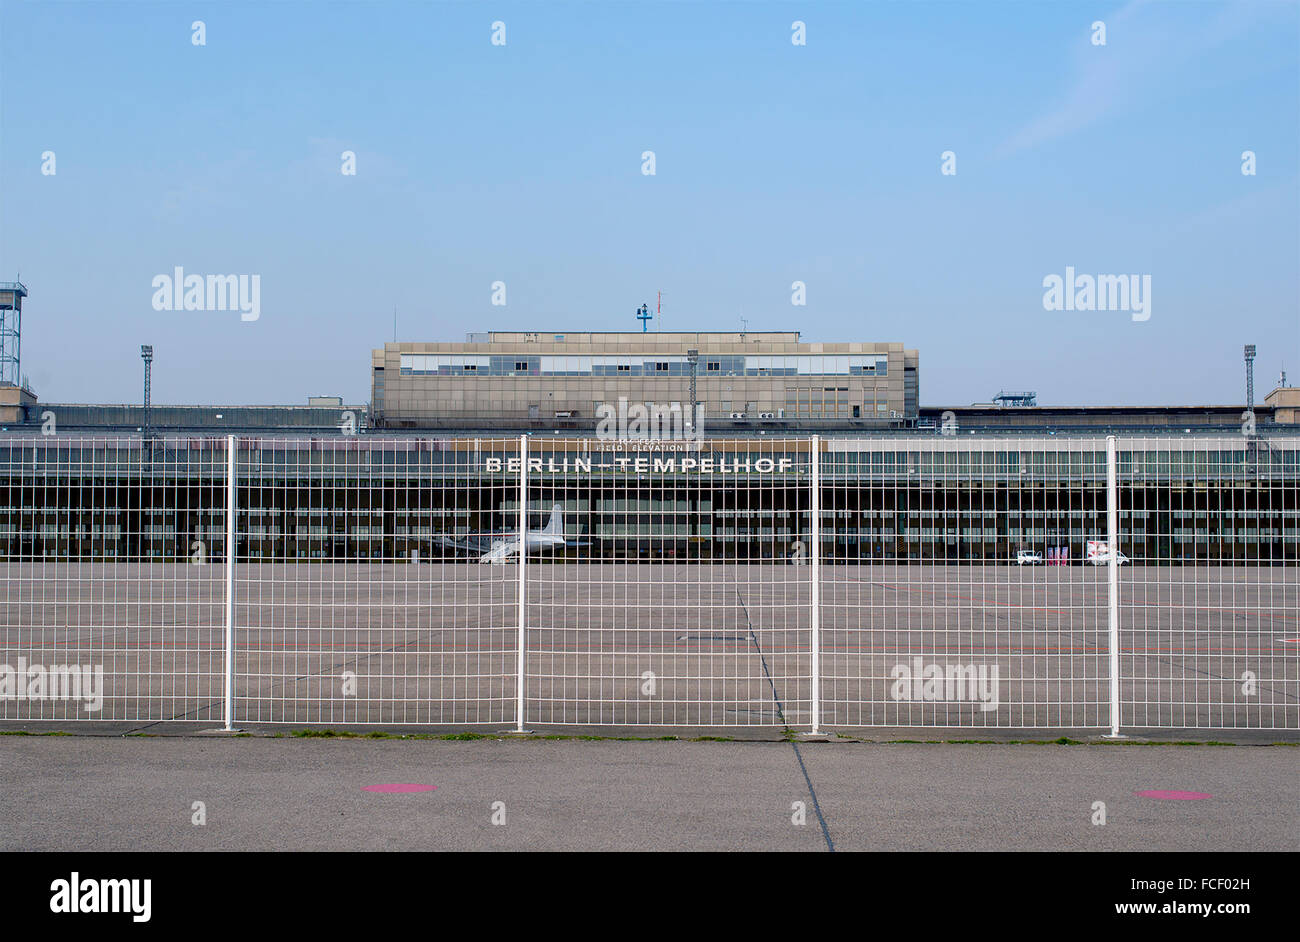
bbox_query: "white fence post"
[1105,435,1122,738]
[516,434,528,732]
[224,434,237,731]
[810,435,821,735]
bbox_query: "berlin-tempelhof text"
[484,453,794,474]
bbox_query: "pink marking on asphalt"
[1135,790,1211,800]
[362,783,437,793]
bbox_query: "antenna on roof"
[740,316,748,341]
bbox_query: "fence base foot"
[499,729,532,736]
[1103,733,1127,739]
[797,731,831,741]
[202,727,244,734]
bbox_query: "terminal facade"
[2,435,1296,564]
[370,331,920,429]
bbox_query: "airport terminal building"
[371,331,920,429]
[1,432,1297,565]
[1,311,1298,565]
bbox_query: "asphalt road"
[1,736,1294,851]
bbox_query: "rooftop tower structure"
[0,279,28,388]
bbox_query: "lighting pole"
[141,345,153,441]
[1244,344,1256,411]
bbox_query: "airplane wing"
[430,533,504,554]
[479,539,521,564]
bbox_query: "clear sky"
[1,0,1297,408]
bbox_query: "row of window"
[397,354,889,377]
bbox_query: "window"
[617,364,630,372]
[654,362,669,372]
[515,361,528,371]
[707,361,720,372]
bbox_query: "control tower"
[0,280,37,424]
[0,279,28,387]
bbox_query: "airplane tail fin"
[541,504,563,536]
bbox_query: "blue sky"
[1,0,1297,407]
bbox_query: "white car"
[1087,550,1130,566]
[1015,550,1043,565]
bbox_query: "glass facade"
[0,437,1295,563]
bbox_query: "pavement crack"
[736,587,834,852]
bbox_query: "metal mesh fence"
[0,438,227,722]
[820,437,1110,728]
[0,433,1295,731]
[521,438,813,727]
[1115,437,1298,730]
[233,438,519,725]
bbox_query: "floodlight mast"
[1244,344,1256,411]
[141,345,154,440]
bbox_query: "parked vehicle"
[1086,540,1130,565]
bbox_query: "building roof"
[3,403,364,434]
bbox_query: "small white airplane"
[431,505,580,563]
[479,505,572,563]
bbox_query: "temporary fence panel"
[519,438,815,727]
[232,437,520,725]
[819,437,1112,728]
[1115,436,1299,730]
[0,437,228,722]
